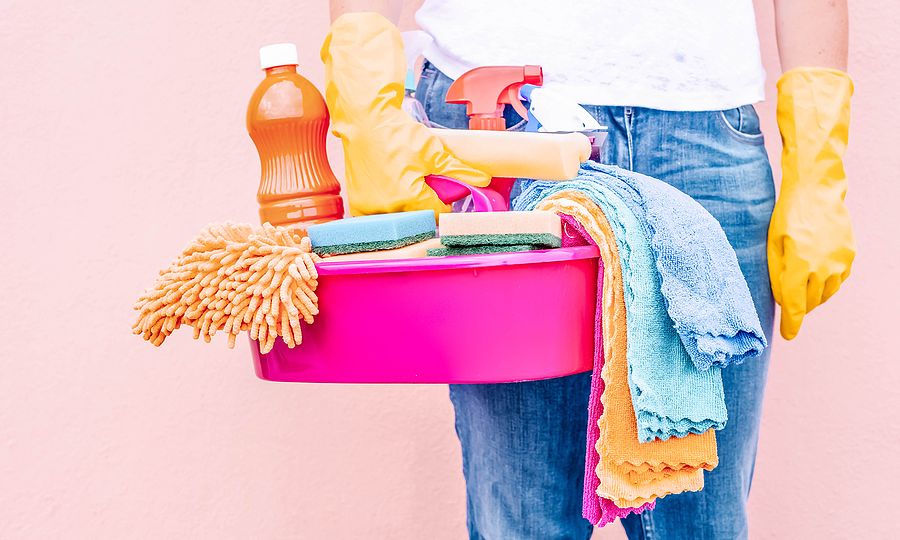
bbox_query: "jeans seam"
[423,78,439,126]
[624,106,635,170]
[639,509,655,540]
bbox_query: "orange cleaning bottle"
[247,43,344,229]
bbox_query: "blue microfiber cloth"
[515,179,727,442]
[307,210,436,255]
[586,163,767,370]
[517,162,767,371]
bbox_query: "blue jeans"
[418,63,776,540]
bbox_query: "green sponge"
[427,244,542,257]
[316,231,435,256]
[440,233,561,248]
[438,211,562,248]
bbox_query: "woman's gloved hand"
[321,12,490,216]
[769,68,855,340]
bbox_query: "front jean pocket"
[717,104,765,145]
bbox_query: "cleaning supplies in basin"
[438,211,562,248]
[307,210,437,255]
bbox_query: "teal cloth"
[514,179,727,442]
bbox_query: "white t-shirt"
[415,0,766,111]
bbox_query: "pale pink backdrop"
[1,1,897,538]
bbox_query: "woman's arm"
[768,0,855,340]
[774,0,848,71]
[329,0,404,22]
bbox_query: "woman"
[322,1,854,537]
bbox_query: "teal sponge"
[307,210,436,256]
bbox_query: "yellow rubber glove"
[769,68,855,340]
[321,12,490,216]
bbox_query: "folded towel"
[561,216,654,526]
[563,162,767,370]
[517,182,727,442]
[530,192,717,508]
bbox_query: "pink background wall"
[2,1,898,538]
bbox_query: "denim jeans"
[417,63,776,540]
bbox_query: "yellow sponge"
[438,211,562,248]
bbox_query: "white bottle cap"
[259,43,299,70]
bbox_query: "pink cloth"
[560,215,655,526]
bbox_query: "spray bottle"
[443,65,544,202]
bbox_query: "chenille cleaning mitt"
[133,222,321,353]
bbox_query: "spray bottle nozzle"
[445,65,543,130]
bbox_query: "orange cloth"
[537,191,717,507]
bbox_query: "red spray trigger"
[502,85,531,121]
[446,65,543,131]
[502,65,542,120]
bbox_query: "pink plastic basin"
[251,245,600,383]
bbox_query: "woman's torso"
[416,0,766,111]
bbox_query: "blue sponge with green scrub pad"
[307,210,437,256]
[438,211,562,248]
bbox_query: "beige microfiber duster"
[133,222,321,353]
